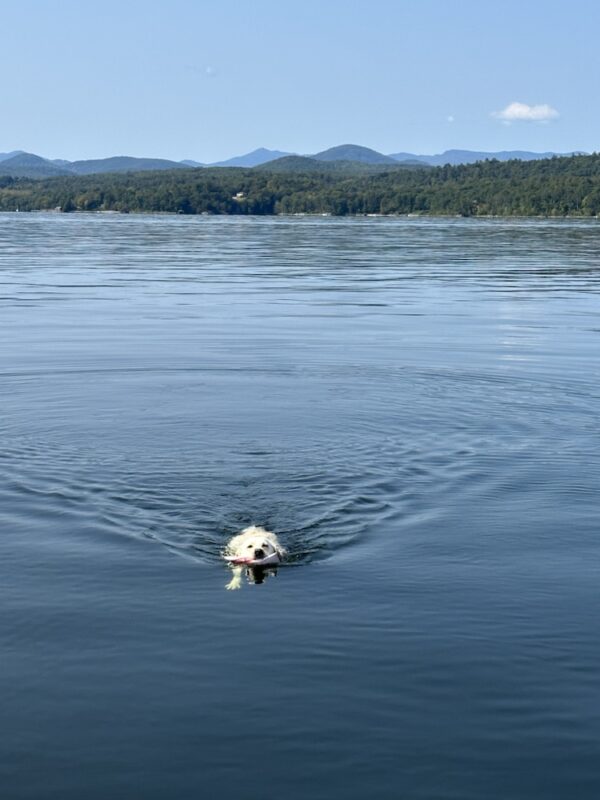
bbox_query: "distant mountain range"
[388,148,585,166]
[312,144,398,165]
[0,152,189,179]
[0,153,70,179]
[210,147,291,167]
[0,144,587,179]
[0,150,25,162]
[256,154,426,175]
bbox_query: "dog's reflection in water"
[227,564,279,591]
[224,526,285,591]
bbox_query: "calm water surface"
[1,214,600,799]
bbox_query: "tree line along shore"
[1,153,600,217]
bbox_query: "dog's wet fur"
[224,526,286,590]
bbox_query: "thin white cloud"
[492,102,559,123]
[447,115,455,123]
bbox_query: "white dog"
[223,526,286,590]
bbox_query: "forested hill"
[1,153,600,216]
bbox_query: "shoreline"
[3,209,599,221]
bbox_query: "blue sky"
[2,0,598,161]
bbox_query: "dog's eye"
[247,544,253,549]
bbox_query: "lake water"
[1,213,600,799]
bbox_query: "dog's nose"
[254,548,265,559]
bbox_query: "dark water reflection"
[1,214,600,799]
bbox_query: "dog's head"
[239,529,280,561]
